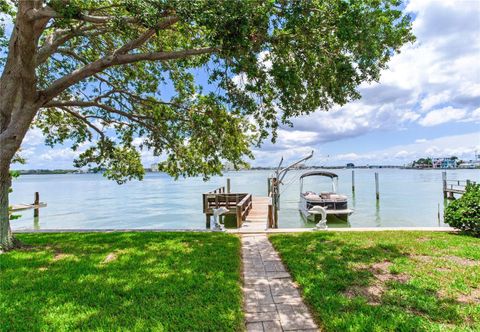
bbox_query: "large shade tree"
[0,0,414,250]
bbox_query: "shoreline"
[13,226,456,234]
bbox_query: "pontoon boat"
[299,171,353,222]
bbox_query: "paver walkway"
[241,234,319,331]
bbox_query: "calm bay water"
[10,169,479,230]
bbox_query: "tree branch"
[36,15,178,66]
[114,16,178,55]
[44,100,149,120]
[36,25,105,66]
[27,6,137,23]
[40,47,216,103]
[57,106,105,138]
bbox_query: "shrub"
[444,183,480,236]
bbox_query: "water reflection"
[375,200,381,227]
[33,215,40,230]
[298,211,351,228]
[327,215,351,228]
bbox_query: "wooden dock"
[238,196,271,231]
[11,192,46,212]
[203,185,276,230]
[11,203,47,212]
[442,172,475,199]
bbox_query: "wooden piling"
[206,214,211,229]
[375,172,380,200]
[442,171,447,199]
[226,178,231,193]
[34,192,40,218]
[437,203,441,224]
[274,206,278,228]
[352,170,355,192]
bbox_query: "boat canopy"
[300,171,338,179]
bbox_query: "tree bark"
[0,1,41,251]
[0,164,13,251]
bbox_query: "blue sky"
[15,0,480,169]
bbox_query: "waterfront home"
[458,160,480,169]
[432,157,457,169]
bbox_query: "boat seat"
[330,194,347,200]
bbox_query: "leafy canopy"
[1,0,414,182]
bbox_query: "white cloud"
[420,91,451,112]
[394,150,410,158]
[328,132,480,165]
[419,107,467,126]
[280,0,480,143]
[276,130,319,146]
[22,128,44,146]
[39,148,79,161]
[469,107,480,122]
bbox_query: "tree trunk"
[0,2,43,251]
[0,164,13,251]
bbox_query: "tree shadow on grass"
[0,232,243,331]
[270,232,475,332]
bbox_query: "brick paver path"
[241,234,319,331]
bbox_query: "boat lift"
[269,150,314,212]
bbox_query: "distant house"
[432,157,457,169]
[414,163,432,169]
[458,162,476,169]
[458,159,480,169]
[292,163,307,170]
[151,163,159,172]
[223,162,249,171]
[346,163,355,168]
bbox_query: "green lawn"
[0,232,243,331]
[270,231,480,332]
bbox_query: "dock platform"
[11,203,47,212]
[237,196,271,232]
[203,185,276,229]
[442,175,475,199]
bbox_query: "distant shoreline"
[12,167,478,175]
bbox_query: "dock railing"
[203,180,278,229]
[236,194,252,227]
[442,172,475,199]
[202,187,251,228]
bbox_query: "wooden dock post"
[206,214,211,229]
[34,192,40,218]
[442,171,447,199]
[352,170,355,192]
[226,178,231,193]
[375,172,380,200]
[33,191,41,229]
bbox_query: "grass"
[270,231,480,331]
[0,232,243,331]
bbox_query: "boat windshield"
[300,174,338,193]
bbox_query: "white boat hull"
[299,194,353,222]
